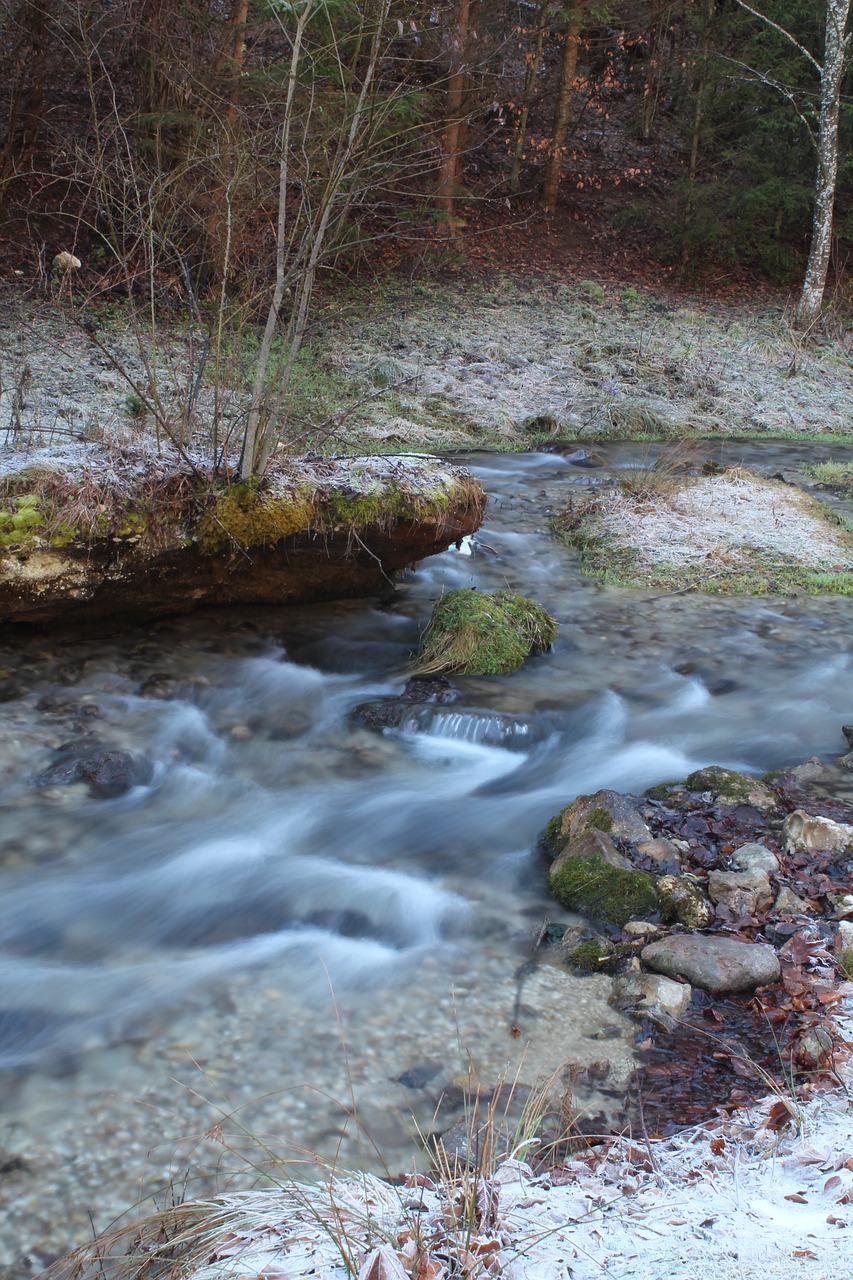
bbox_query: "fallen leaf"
[784,1193,808,1204]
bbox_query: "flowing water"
[2,442,853,1267]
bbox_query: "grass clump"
[805,460,853,492]
[415,589,556,676]
[549,852,658,929]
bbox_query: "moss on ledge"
[196,485,316,553]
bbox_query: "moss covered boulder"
[684,766,778,813]
[549,850,658,929]
[547,788,652,855]
[414,588,556,676]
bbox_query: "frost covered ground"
[2,277,853,456]
[71,1002,853,1280]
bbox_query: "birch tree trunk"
[540,3,586,214]
[795,0,852,328]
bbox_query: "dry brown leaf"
[357,1245,410,1280]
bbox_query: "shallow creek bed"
[2,444,853,1276]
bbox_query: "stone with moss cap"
[548,789,652,855]
[549,850,658,929]
[684,766,778,813]
[414,588,556,676]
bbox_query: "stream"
[2,441,853,1266]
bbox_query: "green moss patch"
[414,589,557,676]
[566,937,622,974]
[549,852,658,928]
[0,495,43,549]
[197,485,316,553]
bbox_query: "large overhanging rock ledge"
[0,446,486,626]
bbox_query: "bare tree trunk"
[0,1,51,196]
[540,3,586,214]
[509,0,547,196]
[436,0,478,230]
[682,0,716,267]
[795,0,852,328]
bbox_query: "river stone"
[641,934,780,993]
[610,972,692,1030]
[684,766,777,814]
[41,749,153,798]
[551,828,632,872]
[731,843,779,876]
[634,836,681,870]
[656,875,712,929]
[783,809,853,856]
[773,885,811,915]
[707,869,773,918]
[557,789,651,847]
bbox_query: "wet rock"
[610,972,691,1030]
[41,749,153,797]
[657,875,712,929]
[684,766,778,814]
[551,788,652,851]
[622,921,661,938]
[842,725,853,749]
[552,828,632,871]
[634,836,681,870]
[351,701,413,730]
[436,1118,512,1170]
[641,934,780,993]
[707,869,773,918]
[549,847,657,928]
[731,843,779,876]
[138,673,195,700]
[561,930,620,974]
[796,1025,834,1068]
[773,885,811,915]
[399,676,458,704]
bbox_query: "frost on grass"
[559,470,853,594]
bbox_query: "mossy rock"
[656,874,712,929]
[565,936,624,975]
[550,788,651,852]
[645,780,680,802]
[414,588,556,676]
[684,766,777,813]
[549,852,658,928]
